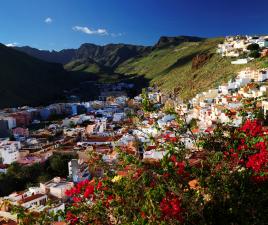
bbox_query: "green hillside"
[64,58,103,74]
[4,36,268,109]
[116,38,265,100]
[64,58,124,84]
[0,44,76,108]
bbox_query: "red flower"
[84,185,95,198]
[170,155,177,162]
[240,119,263,137]
[133,168,143,179]
[73,197,81,203]
[176,162,185,175]
[96,181,103,190]
[246,151,267,173]
[66,211,79,224]
[103,195,114,208]
[251,175,268,183]
[160,192,183,222]
[163,173,170,179]
[140,211,146,219]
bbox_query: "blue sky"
[1,0,268,50]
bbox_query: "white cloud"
[44,17,53,24]
[72,26,108,36]
[5,42,18,47]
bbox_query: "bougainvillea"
[160,192,183,222]
[10,117,268,225]
[223,119,268,181]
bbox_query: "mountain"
[116,37,264,100]
[153,35,205,49]
[0,44,76,108]
[14,46,76,64]
[8,35,267,108]
[64,58,104,74]
[15,43,150,69]
[75,43,150,68]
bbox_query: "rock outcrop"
[192,53,212,69]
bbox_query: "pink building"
[12,127,29,137]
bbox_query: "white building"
[68,159,90,183]
[19,194,48,209]
[40,177,74,200]
[143,150,167,160]
[113,113,126,122]
[0,140,21,164]
[262,101,268,117]
[3,117,16,129]
[6,190,47,211]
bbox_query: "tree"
[247,43,260,51]
[48,154,75,177]
[249,50,260,58]
[189,118,198,129]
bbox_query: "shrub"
[249,50,260,58]
[247,43,260,51]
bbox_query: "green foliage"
[247,43,260,51]
[8,116,268,225]
[141,92,154,112]
[47,154,74,177]
[189,118,198,129]
[64,59,102,74]
[0,154,76,197]
[249,50,261,58]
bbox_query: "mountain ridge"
[0,43,78,108]
[14,35,203,68]
[3,35,265,109]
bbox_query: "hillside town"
[0,39,268,224]
[217,35,268,64]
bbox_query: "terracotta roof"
[117,171,129,177]
[146,145,157,151]
[86,136,122,142]
[53,222,67,225]
[191,128,200,134]
[18,194,46,204]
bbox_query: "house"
[113,113,126,122]
[40,177,74,200]
[5,188,48,210]
[18,194,47,209]
[2,117,16,129]
[218,85,229,95]
[102,151,119,164]
[231,58,252,65]
[78,136,120,146]
[10,112,31,127]
[257,70,268,82]
[0,140,21,164]
[12,127,29,138]
[68,159,90,183]
[85,124,96,135]
[143,150,167,161]
[262,101,268,117]
[40,108,52,120]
